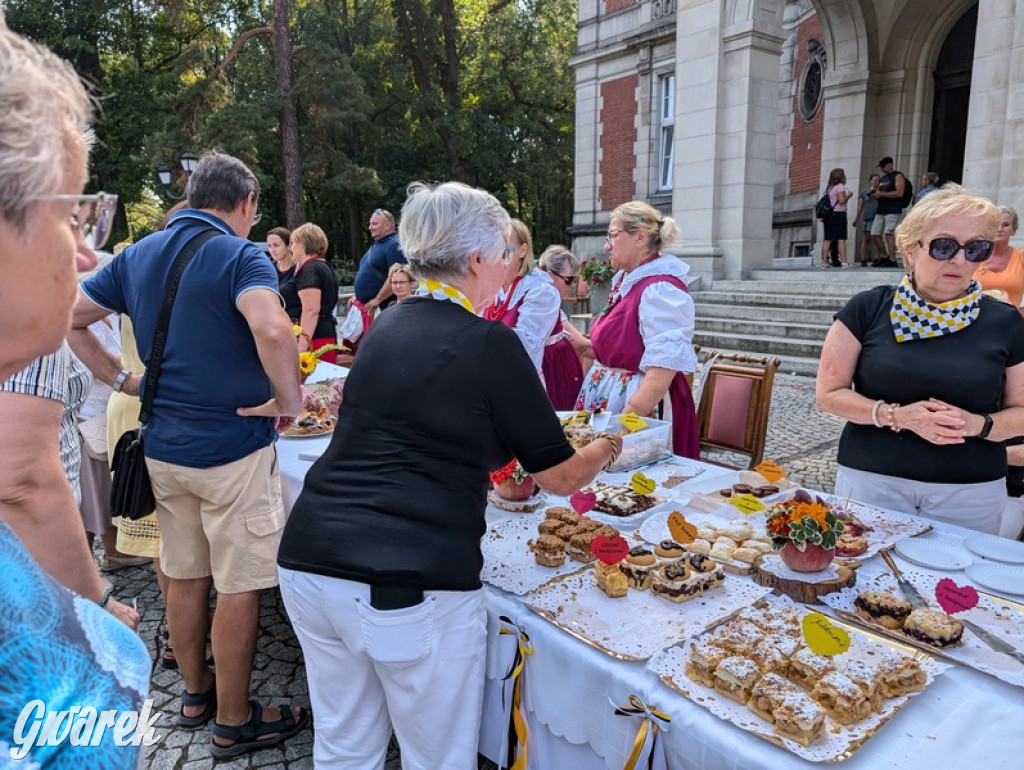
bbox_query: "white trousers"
[278,567,487,770]
[834,465,1006,535]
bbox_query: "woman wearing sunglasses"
[817,185,1024,534]
[537,245,592,409]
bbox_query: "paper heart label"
[592,535,630,564]
[754,458,786,483]
[935,577,979,614]
[631,471,656,495]
[618,413,648,433]
[570,490,597,514]
[802,612,851,656]
[729,494,766,515]
[667,511,697,544]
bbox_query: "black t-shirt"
[279,258,338,339]
[876,171,905,215]
[835,286,1024,483]
[278,297,576,590]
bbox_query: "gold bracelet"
[595,431,621,470]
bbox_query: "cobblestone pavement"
[104,373,838,769]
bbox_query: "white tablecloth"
[276,388,1024,769]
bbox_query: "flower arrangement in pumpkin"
[489,458,529,487]
[581,259,615,285]
[766,489,845,552]
[294,325,341,377]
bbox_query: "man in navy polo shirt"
[71,151,308,758]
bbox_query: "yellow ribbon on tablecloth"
[615,694,671,770]
[498,616,533,770]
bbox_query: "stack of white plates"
[894,537,974,571]
[962,534,1024,597]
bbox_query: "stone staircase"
[691,268,900,377]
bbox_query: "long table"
[276,392,1024,768]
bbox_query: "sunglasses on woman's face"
[550,271,575,287]
[920,237,994,263]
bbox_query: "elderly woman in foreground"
[816,185,1024,534]
[277,181,621,768]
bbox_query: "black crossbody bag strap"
[138,229,219,425]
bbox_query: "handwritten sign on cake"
[631,471,656,495]
[667,511,698,544]
[754,458,787,483]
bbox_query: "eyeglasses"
[28,192,118,249]
[920,237,994,263]
[502,245,518,265]
[605,228,629,245]
[390,279,410,286]
[252,208,263,226]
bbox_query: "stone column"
[672,0,785,279]
[963,0,1024,216]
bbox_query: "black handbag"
[109,229,218,520]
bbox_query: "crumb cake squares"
[706,619,764,655]
[874,651,927,697]
[713,655,762,705]
[811,671,874,724]
[839,659,883,711]
[772,692,827,747]
[788,647,835,689]
[854,590,912,631]
[685,639,732,687]
[903,607,964,648]
[749,634,801,676]
[746,672,801,722]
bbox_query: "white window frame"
[657,73,675,191]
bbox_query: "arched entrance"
[928,3,977,184]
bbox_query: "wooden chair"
[695,351,781,469]
[563,283,591,315]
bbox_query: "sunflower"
[298,351,318,376]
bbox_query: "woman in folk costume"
[575,201,700,458]
[482,219,562,382]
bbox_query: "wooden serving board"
[750,553,858,604]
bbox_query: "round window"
[799,41,827,122]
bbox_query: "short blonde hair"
[509,219,535,277]
[0,26,94,229]
[388,261,415,282]
[895,184,1000,256]
[610,201,680,256]
[291,222,329,257]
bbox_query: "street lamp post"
[156,152,198,199]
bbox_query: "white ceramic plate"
[963,534,1024,565]
[965,561,1024,598]
[894,537,973,571]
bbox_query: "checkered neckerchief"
[890,275,982,343]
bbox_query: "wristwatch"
[977,413,994,440]
[112,370,131,393]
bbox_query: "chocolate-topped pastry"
[688,553,714,572]
[654,540,685,564]
[718,488,734,498]
[686,552,726,592]
[759,485,780,496]
[651,562,702,603]
[621,547,657,590]
[731,483,752,495]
